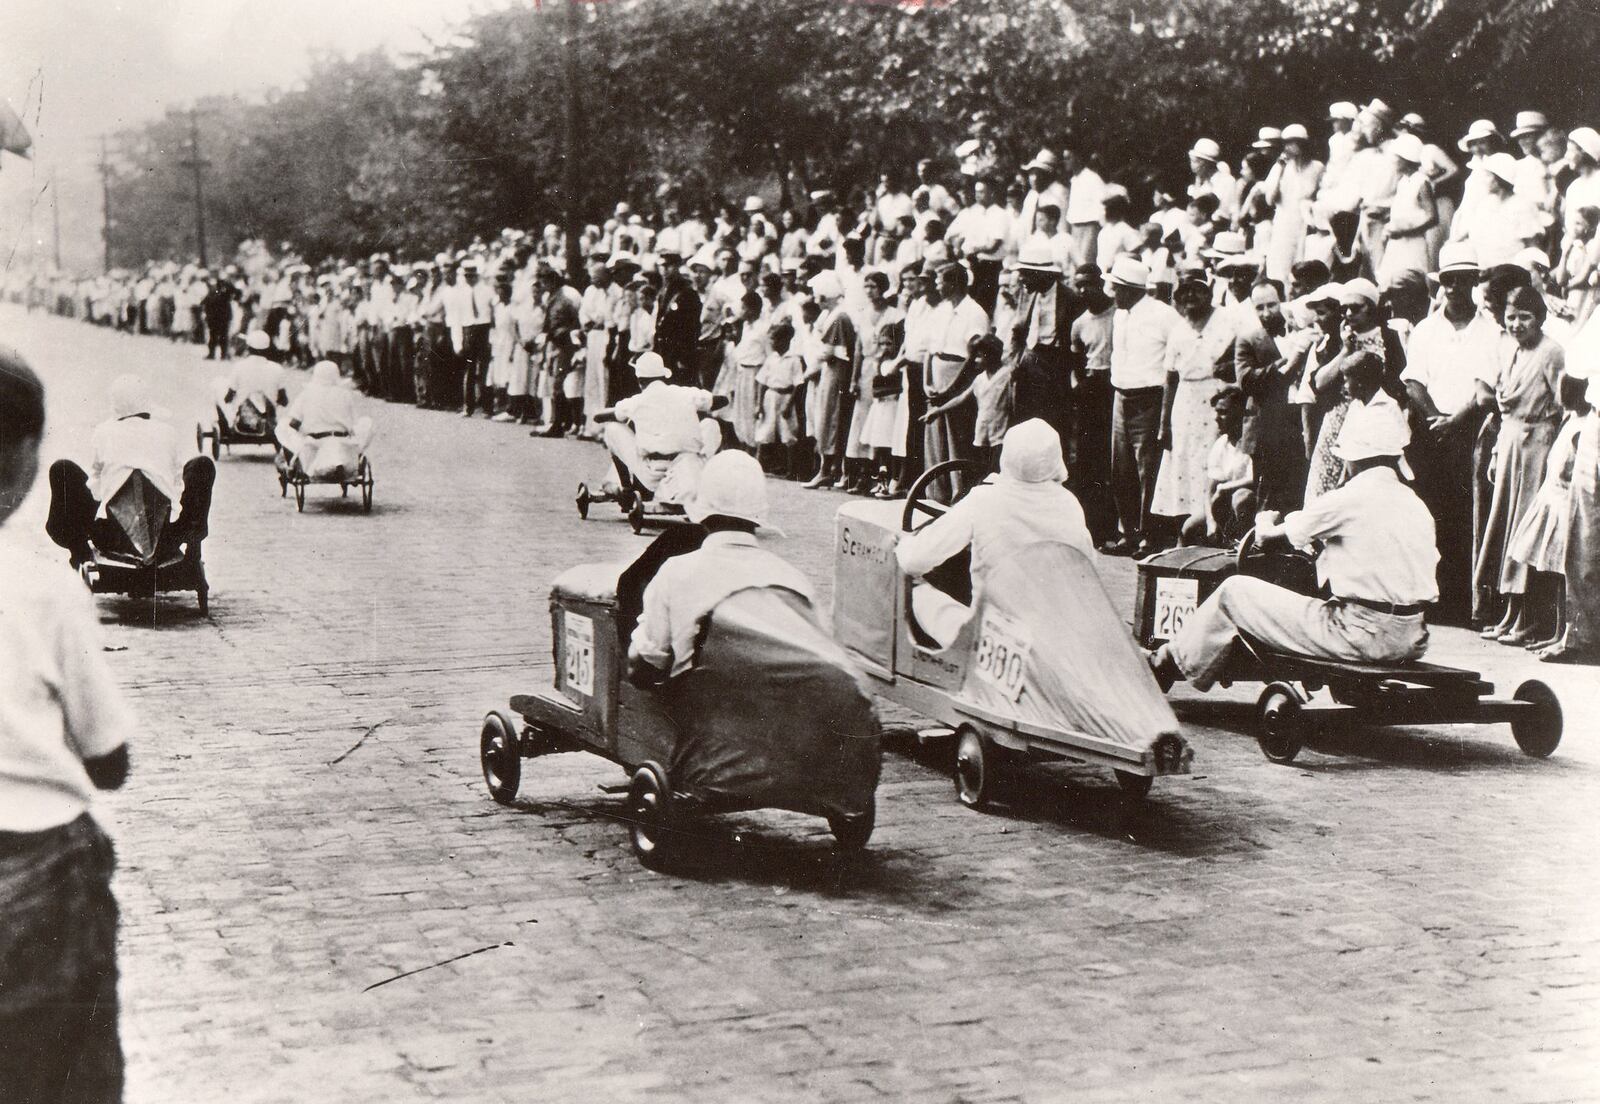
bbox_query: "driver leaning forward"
[627,451,812,682]
[1148,390,1440,690]
[597,351,723,507]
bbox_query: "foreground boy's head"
[0,345,44,525]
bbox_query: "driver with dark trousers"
[1149,382,1439,691]
[895,419,1094,649]
[46,374,213,567]
[627,452,814,683]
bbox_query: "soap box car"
[478,534,882,867]
[78,468,211,614]
[197,391,277,458]
[1134,533,1562,764]
[831,463,1191,810]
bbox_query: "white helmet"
[633,351,670,380]
[688,452,770,527]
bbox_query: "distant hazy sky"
[2,0,507,273]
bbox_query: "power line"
[178,109,210,267]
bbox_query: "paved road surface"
[6,305,1598,1103]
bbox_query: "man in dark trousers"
[201,271,238,360]
[653,240,701,380]
[1008,240,1080,451]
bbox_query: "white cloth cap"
[1390,133,1425,165]
[688,451,771,527]
[1189,138,1222,162]
[1569,126,1600,162]
[246,330,272,351]
[1334,395,1411,462]
[1481,152,1520,186]
[634,351,670,379]
[311,361,342,386]
[1457,118,1502,151]
[1328,101,1359,121]
[1337,277,1381,306]
[109,374,151,418]
[808,270,844,300]
[998,419,1068,484]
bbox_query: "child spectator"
[1184,385,1256,546]
[756,321,804,477]
[0,346,134,1104]
[1509,374,1590,654]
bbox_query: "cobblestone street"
[8,305,1599,1103]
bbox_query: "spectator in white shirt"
[1103,257,1182,556]
[1062,143,1106,269]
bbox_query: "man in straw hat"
[1009,239,1075,443]
[1150,363,1438,690]
[1402,243,1499,621]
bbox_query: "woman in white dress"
[1377,134,1438,285]
[1262,124,1324,284]
[1152,277,1235,529]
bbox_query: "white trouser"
[911,583,969,651]
[601,421,721,505]
[1164,576,1429,691]
[276,418,375,479]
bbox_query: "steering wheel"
[901,459,984,533]
[1234,527,1260,576]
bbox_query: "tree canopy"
[99,0,1595,269]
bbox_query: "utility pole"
[50,168,62,271]
[179,108,209,267]
[562,0,583,285]
[99,135,113,273]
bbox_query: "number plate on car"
[974,609,1031,702]
[563,613,595,699]
[1152,577,1199,641]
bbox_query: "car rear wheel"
[1511,679,1562,758]
[955,728,999,809]
[829,798,875,852]
[1256,682,1305,764]
[629,762,672,868]
[479,712,523,805]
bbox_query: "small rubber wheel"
[1114,770,1153,799]
[195,425,205,455]
[628,502,645,534]
[1256,682,1305,764]
[479,711,523,805]
[575,483,590,519]
[294,482,305,512]
[360,459,374,513]
[209,431,220,460]
[618,486,637,513]
[954,728,996,809]
[1511,679,1562,758]
[829,798,875,852]
[628,762,672,868]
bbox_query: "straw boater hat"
[1360,99,1394,126]
[1432,243,1481,280]
[1106,256,1150,289]
[1203,230,1249,261]
[1015,239,1061,274]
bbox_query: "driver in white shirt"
[597,352,723,506]
[275,361,375,477]
[896,420,1095,649]
[1150,389,1438,690]
[215,330,290,426]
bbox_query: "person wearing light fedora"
[1377,133,1439,285]
[1009,240,1075,444]
[1449,152,1541,268]
[1102,255,1180,555]
[1402,243,1498,621]
[1020,148,1069,241]
[1149,370,1438,692]
[1188,137,1236,222]
[1263,123,1324,283]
